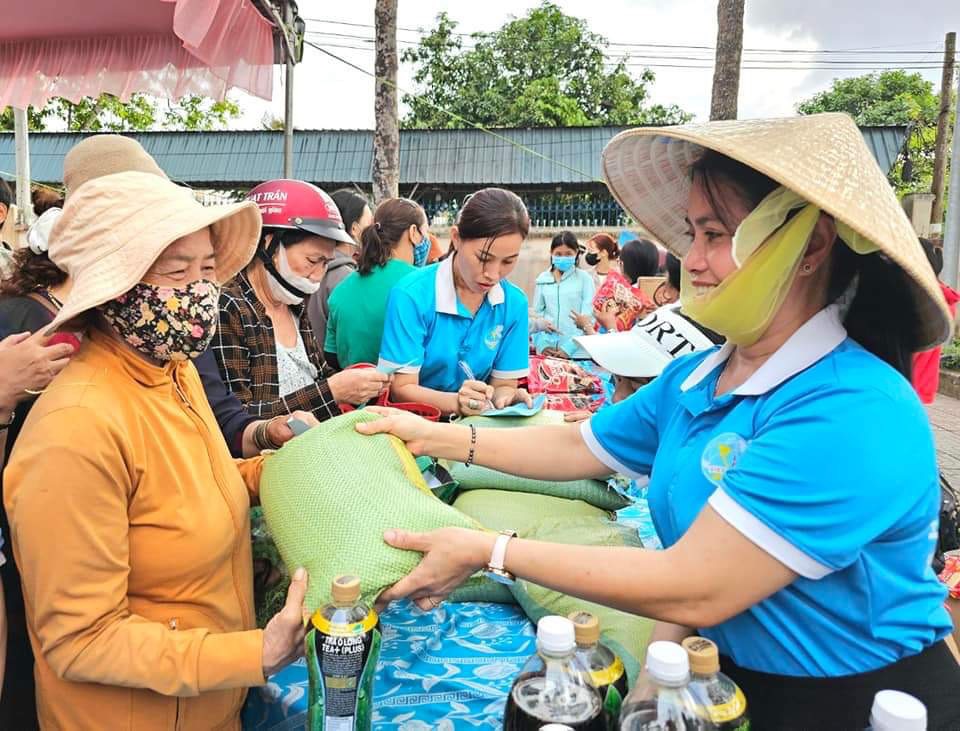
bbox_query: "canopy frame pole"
[14,107,35,233]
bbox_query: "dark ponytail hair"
[330,188,370,241]
[358,197,426,275]
[620,238,660,282]
[690,150,920,378]
[0,248,67,298]
[550,230,579,253]
[455,188,530,250]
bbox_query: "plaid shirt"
[213,271,341,421]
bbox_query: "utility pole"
[372,0,399,202]
[944,65,960,290]
[931,32,956,236]
[283,0,295,179]
[13,108,35,231]
[710,0,746,121]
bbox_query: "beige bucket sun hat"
[601,112,953,349]
[46,170,261,330]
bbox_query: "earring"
[800,263,813,274]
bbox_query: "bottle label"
[706,686,748,723]
[588,655,624,688]
[306,611,381,731]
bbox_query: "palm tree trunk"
[373,0,399,202]
[710,0,745,121]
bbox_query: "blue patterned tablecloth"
[243,496,660,730]
[243,601,535,730]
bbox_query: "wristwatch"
[482,530,517,585]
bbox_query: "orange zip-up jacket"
[4,329,267,730]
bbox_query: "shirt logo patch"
[484,325,504,350]
[701,432,749,485]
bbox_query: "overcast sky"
[232,0,960,130]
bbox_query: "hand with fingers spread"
[457,379,494,416]
[375,528,495,612]
[327,368,391,405]
[0,330,76,411]
[261,567,310,677]
[354,406,443,455]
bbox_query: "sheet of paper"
[480,393,547,417]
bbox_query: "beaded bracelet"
[464,424,477,467]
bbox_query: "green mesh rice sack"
[259,410,481,612]
[453,411,631,511]
[453,489,610,532]
[509,516,655,686]
[448,490,610,606]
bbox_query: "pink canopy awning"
[0,0,278,110]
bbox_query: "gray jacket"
[307,250,357,349]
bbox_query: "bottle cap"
[869,690,927,731]
[537,615,576,655]
[645,641,690,684]
[331,575,361,605]
[682,636,720,675]
[568,611,600,646]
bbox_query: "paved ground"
[928,394,960,485]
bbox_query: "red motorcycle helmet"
[246,179,355,245]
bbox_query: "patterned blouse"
[213,271,340,421]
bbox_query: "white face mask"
[266,244,323,305]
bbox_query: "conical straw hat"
[602,113,952,349]
[47,171,261,330]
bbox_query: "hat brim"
[601,113,953,349]
[48,198,261,331]
[295,219,357,246]
[574,331,672,378]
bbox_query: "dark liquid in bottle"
[503,673,606,731]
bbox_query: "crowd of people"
[0,111,957,730]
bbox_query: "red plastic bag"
[337,363,441,421]
[528,355,603,395]
[592,271,655,331]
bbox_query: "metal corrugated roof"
[0,125,907,189]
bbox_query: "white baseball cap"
[574,304,716,378]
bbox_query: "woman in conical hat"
[357,114,960,727]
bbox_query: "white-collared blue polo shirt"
[582,306,951,677]
[378,256,529,392]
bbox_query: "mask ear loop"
[256,230,312,299]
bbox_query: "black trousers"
[721,641,960,731]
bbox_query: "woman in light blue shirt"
[360,116,960,728]
[378,188,532,418]
[532,231,595,358]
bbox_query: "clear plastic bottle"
[306,575,381,731]
[503,615,606,731]
[682,637,749,730]
[568,611,629,729]
[618,641,713,730]
[866,690,927,731]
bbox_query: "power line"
[304,39,602,182]
[303,30,953,67]
[305,40,946,70]
[303,17,946,55]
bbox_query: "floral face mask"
[99,280,220,362]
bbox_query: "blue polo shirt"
[378,257,529,392]
[583,306,951,677]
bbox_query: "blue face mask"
[413,229,431,267]
[552,255,576,272]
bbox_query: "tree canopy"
[400,2,690,129]
[1,93,240,132]
[797,70,947,196]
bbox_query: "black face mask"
[585,252,601,266]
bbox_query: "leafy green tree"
[2,93,240,132]
[797,71,947,196]
[401,2,690,129]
